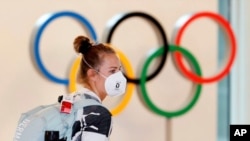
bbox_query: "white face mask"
[82,57,126,96]
[99,71,127,96]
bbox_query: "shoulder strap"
[73,93,101,109]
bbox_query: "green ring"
[139,45,202,118]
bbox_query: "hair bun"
[73,35,92,54]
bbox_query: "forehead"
[100,53,121,69]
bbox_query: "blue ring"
[32,11,97,85]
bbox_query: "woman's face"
[95,53,122,96]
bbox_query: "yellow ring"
[68,56,81,93]
[68,44,135,116]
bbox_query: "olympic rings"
[68,44,136,116]
[31,11,97,85]
[103,11,169,84]
[139,45,202,118]
[31,10,237,117]
[172,11,237,83]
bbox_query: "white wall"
[0,0,219,141]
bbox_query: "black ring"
[103,11,169,84]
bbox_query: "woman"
[71,35,127,141]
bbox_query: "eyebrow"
[109,66,122,70]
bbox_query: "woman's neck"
[83,84,106,101]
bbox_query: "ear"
[87,69,98,82]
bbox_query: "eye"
[110,69,116,74]
[109,66,122,74]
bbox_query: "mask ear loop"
[82,56,107,78]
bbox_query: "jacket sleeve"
[71,105,112,141]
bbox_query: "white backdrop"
[0,0,219,141]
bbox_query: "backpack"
[13,92,102,141]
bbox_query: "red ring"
[173,11,237,83]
